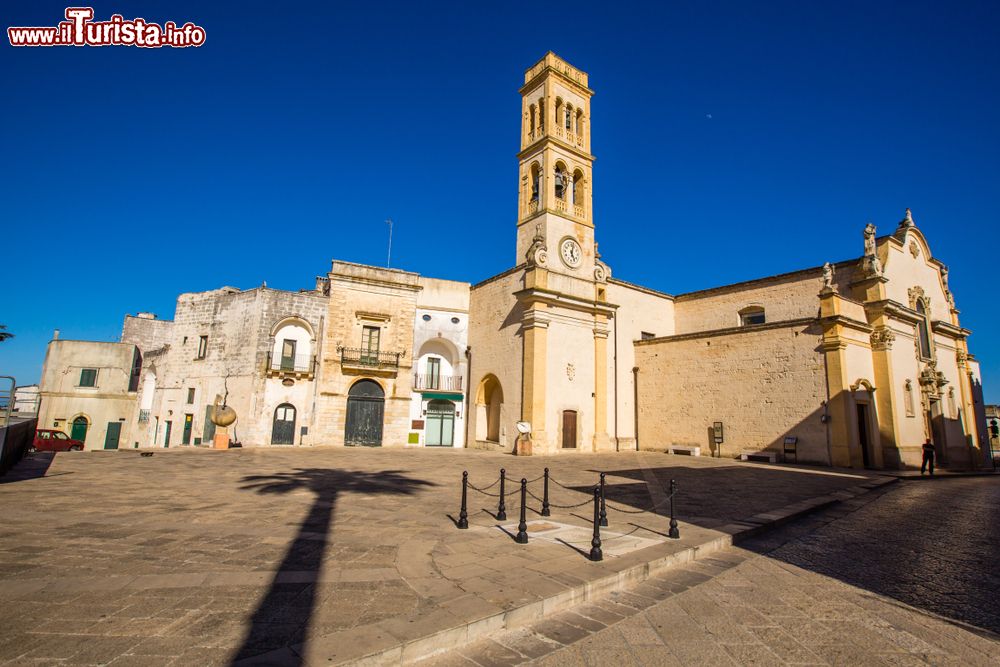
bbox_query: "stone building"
[34,52,990,469]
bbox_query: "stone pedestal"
[515,435,533,456]
[213,427,230,450]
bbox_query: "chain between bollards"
[458,471,469,529]
[497,468,507,521]
[590,487,603,561]
[668,478,680,539]
[515,478,528,544]
[599,472,608,527]
[541,468,551,517]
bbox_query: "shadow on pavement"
[233,468,435,665]
[0,452,55,483]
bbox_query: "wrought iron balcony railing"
[338,347,402,371]
[264,351,317,378]
[138,409,150,423]
[413,374,463,392]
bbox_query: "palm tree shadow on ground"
[231,468,435,665]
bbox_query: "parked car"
[31,429,84,452]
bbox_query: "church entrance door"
[562,410,577,449]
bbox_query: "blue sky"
[2,0,998,401]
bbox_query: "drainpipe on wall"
[464,346,472,448]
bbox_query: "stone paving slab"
[0,447,891,665]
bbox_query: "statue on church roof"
[860,223,883,278]
[822,262,834,290]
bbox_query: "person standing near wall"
[921,439,936,476]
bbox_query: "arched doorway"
[271,403,297,445]
[70,416,89,444]
[425,400,455,447]
[475,375,503,444]
[346,380,385,446]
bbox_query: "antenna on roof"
[386,218,394,268]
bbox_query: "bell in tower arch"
[554,169,566,199]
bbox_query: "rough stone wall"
[674,268,828,335]
[635,321,829,463]
[121,315,173,354]
[124,286,327,448]
[467,268,525,452]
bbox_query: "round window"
[451,317,460,324]
[422,314,431,321]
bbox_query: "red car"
[31,429,84,452]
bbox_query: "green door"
[104,422,121,450]
[425,400,455,447]
[70,417,89,444]
[164,421,172,448]
[182,414,193,445]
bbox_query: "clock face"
[560,238,582,268]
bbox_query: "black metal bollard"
[668,478,680,539]
[541,468,551,517]
[599,472,609,527]
[497,468,507,521]
[590,487,603,561]
[458,471,469,529]
[515,479,528,543]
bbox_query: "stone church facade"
[36,53,989,470]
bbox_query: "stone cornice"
[517,137,595,163]
[931,320,970,339]
[819,315,874,334]
[606,277,675,301]
[513,286,618,317]
[636,317,818,346]
[471,264,526,290]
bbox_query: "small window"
[739,307,766,326]
[422,314,431,321]
[186,388,195,404]
[451,317,460,324]
[197,335,208,359]
[916,301,932,359]
[39,431,51,440]
[640,332,656,341]
[79,368,98,387]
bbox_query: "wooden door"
[104,422,121,450]
[346,380,384,446]
[70,417,88,443]
[562,410,577,449]
[271,404,297,445]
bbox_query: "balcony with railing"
[338,347,403,375]
[413,374,464,394]
[138,409,150,423]
[264,351,317,380]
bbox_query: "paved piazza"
[0,447,949,665]
[429,478,1000,666]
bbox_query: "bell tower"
[516,53,595,274]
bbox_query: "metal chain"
[467,485,502,498]
[604,488,677,514]
[468,476,501,492]
[524,485,596,509]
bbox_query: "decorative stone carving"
[907,286,927,309]
[956,349,968,366]
[870,326,896,351]
[909,240,920,258]
[593,242,610,283]
[918,359,948,395]
[821,262,834,290]
[941,266,956,308]
[899,207,915,229]
[525,223,548,267]
[566,363,576,381]
[860,223,883,278]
